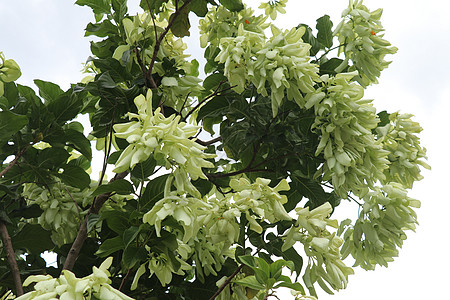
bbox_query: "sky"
[0,0,448,299]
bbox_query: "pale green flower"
[333,0,397,86]
[312,73,389,197]
[259,0,288,20]
[16,258,134,300]
[340,183,420,270]
[113,90,215,195]
[377,112,430,188]
[0,52,21,96]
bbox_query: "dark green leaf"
[123,226,140,248]
[197,95,228,122]
[139,0,167,13]
[93,58,132,83]
[191,0,208,17]
[0,111,28,145]
[9,204,43,219]
[297,24,321,56]
[219,0,244,11]
[64,129,92,160]
[33,80,64,104]
[92,179,134,196]
[96,236,124,257]
[87,214,101,233]
[85,20,118,38]
[130,156,156,180]
[37,147,70,169]
[316,15,333,48]
[377,110,390,128]
[319,58,345,76]
[76,0,111,14]
[102,210,130,234]
[59,165,91,189]
[169,5,191,37]
[235,276,265,290]
[203,73,227,91]
[111,0,128,22]
[140,174,169,211]
[12,224,53,253]
[46,92,83,125]
[122,245,147,268]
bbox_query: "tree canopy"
[0,0,429,299]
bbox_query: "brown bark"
[0,221,24,296]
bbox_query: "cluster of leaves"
[0,0,428,300]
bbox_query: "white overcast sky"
[0,0,448,299]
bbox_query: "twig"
[195,136,222,146]
[0,144,32,178]
[64,187,82,227]
[0,221,24,296]
[208,264,244,300]
[119,268,133,291]
[62,171,128,271]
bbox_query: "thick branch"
[62,171,128,271]
[209,264,244,300]
[195,136,222,146]
[0,221,24,296]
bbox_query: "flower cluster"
[259,0,288,20]
[113,90,215,195]
[377,112,430,188]
[340,183,420,270]
[311,73,389,197]
[21,179,92,246]
[0,52,21,96]
[16,258,133,300]
[334,0,397,86]
[141,177,291,286]
[282,203,354,294]
[216,24,319,116]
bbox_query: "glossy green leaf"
[11,224,53,254]
[96,236,124,257]
[0,111,28,145]
[33,80,64,104]
[319,58,345,76]
[59,165,91,189]
[122,245,147,268]
[76,0,111,14]
[235,276,265,290]
[92,179,135,196]
[169,5,191,37]
[64,128,92,160]
[140,174,169,211]
[316,15,333,48]
[219,0,244,12]
[102,210,130,234]
[87,213,101,233]
[123,226,140,248]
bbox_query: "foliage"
[0,0,428,299]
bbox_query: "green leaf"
[92,179,135,196]
[37,147,70,169]
[319,58,345,76]
[111,0,128,22]
[140,174,169,211]
[76,0,111,14]
[102,210,130,234]
[377,110,390,128]
[12,224,53,253]
[191,0,208,17]
[316,15,333,48]
[64,129,92,160]
[85,20,118,38]
[33,80,64,104]
[297,24,321,56]
[202,73,227,91]
[93,58,131,83]
[122,245,147,268]
[0,111,28,145]
[46,92,83,125]
[169,4,191,37]
[87,213,101,233]
[130,156,156,180]
[235,276,265,290]
[275,281,305,293]
[123,226,140,248]
[219,0,244,12]
[9,204,43,219]
[96,236,124,257]
[59,165,91,190]
[139,0,167,13]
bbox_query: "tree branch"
[62,171,128,271]
[0,221,24,296]
[146,0,192,85]
[195,136,222,146]
[208,264,244,300]
[0,144,32,178]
